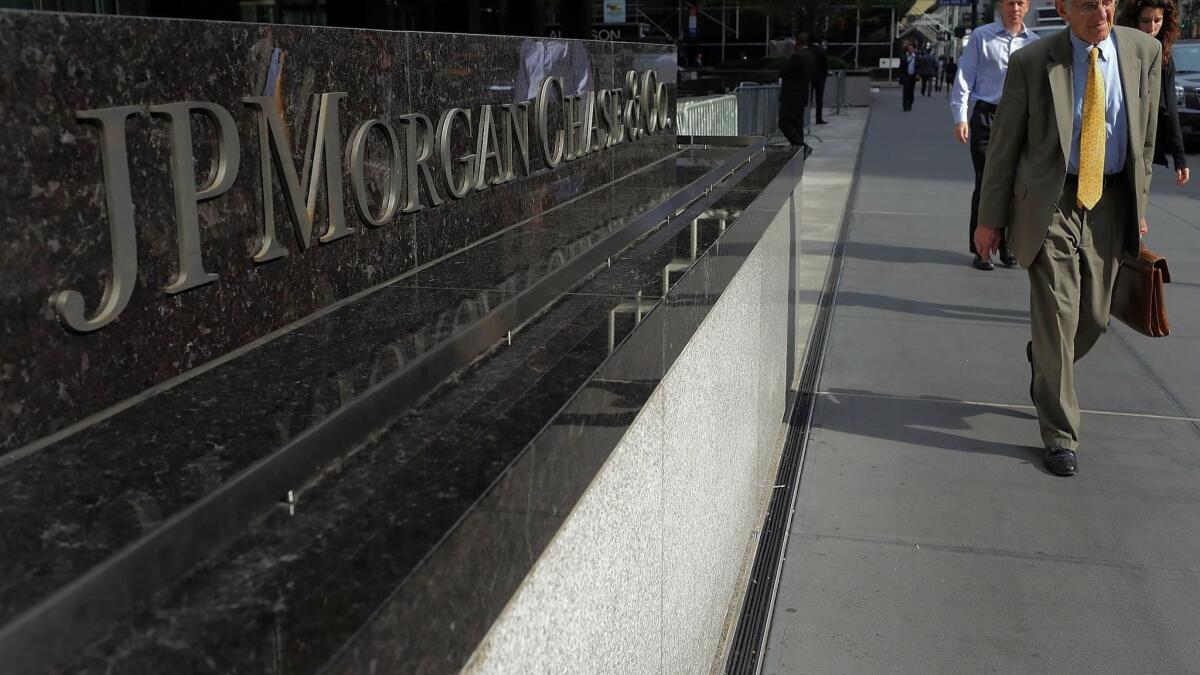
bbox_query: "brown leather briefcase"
[1111,246,1171,337]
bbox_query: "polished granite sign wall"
[0,11,675,454]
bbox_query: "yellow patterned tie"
[1077,46,1105,210]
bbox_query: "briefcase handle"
[1134,245,1171,284]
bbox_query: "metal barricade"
[675,94,738,136]
[733,83,781,136]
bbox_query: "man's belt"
[1065,173,1119,188]
[972,100,999,113]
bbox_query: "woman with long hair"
[1118,0,1190,185]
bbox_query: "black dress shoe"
[999,248,1018,268]
[816,119,828,124]
[972,254,994,271]
[1044,448,1078,476]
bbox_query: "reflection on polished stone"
[0,11,677,457]
[48,145,801,674]
[0,8,810,671]
[0,9,692,672]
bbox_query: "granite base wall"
[462,166,801,674]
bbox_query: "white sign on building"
[604,0,626,23]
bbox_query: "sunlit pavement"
[763,87,1200,673]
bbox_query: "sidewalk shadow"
[844,241,970,267]
[815,389,1058,476]
[834,291,1029,325]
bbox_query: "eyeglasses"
[1073,0,1115,14]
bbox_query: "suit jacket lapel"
[1046,30,1074,165]
[1114,27,1143,161]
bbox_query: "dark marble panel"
[723,149,799,192]
[0,281,511,628]
[404,33,615,264]
[326,148,802,675]
[43,141,793,674]
[570,149,769,300]
[567,204,728,300]
[400,36,681,267]
[414,192,617,291]
[0,12,419,454]
[410,163,685,294]
[610,157,719,191]
[0,11,676,456]
[58,287,653,675]
[610,41,678,181]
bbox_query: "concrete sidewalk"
[763,88,1200,673]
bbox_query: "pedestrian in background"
[935,56,947,91]
[811,36,829,124]
[951,0,1039,271]
[919,50,938,96]
[779,31,816,157]
[901,43,919,110]
[943,57,957,94]
[1118,0,1190,185]
[977,1,1163,476]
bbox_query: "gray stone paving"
[763,88,1200,674]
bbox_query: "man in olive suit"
[976,0,1161,476]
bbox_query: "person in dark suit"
[811,37,829,124]
[919,50,938,95]
[779,31,816,155]
[977,4,1163,476]
[943,57,957,94]
[1118,0,1190,185]
[900,43,918,110]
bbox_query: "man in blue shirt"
[951,0,1039,270]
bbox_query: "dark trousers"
[968,101,1008,254]
[920,75,932,96]
[901,76,916,110]
[779,108,805,146]
[812,81,825,121]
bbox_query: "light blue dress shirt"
[950,21,1039,124]
[1067,31,1127,175]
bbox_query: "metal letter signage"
[149,101,241,294]
[50,106,142,333]
[398,113,443,213]
[535,76,566,168]
[48,70,671,333]
[436,108,476,200]
[499,103,531,181]
[473,104,506,191]
[348,119,403,227]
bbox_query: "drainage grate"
[723,141,864,675]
